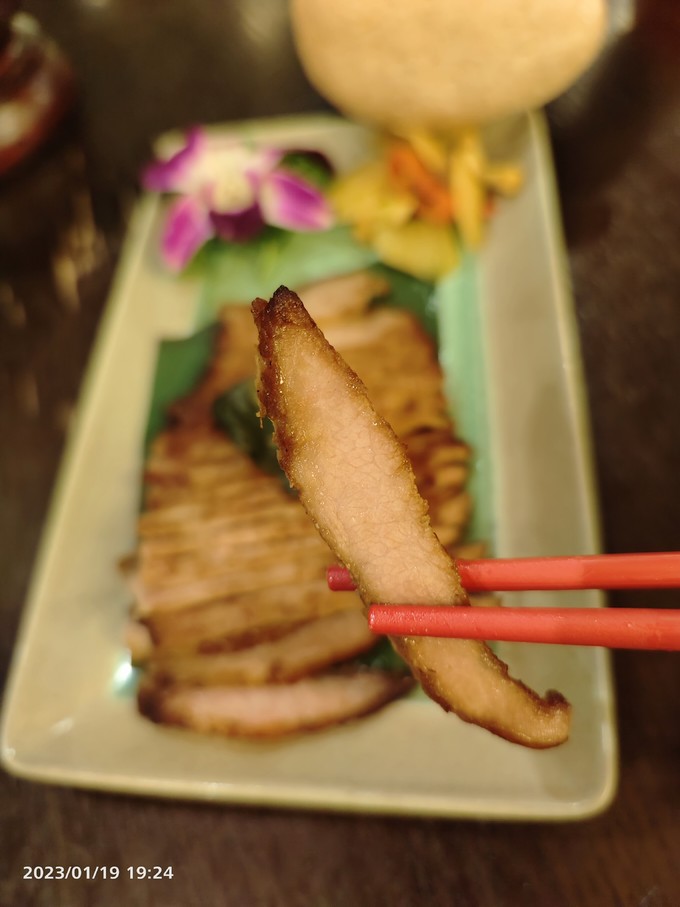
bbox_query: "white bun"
[291,0,607,126]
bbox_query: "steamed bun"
[291,0,607,127]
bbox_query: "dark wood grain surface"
[2,2,680,904]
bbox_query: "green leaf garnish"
[212,379,294,494]
[355,637,408,672]
[280,151,334,189]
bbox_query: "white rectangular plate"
[1,114,618,819]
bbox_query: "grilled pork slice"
[146,610,378,686]
[327,306,472,550]
[133,545,334,615]
[168,306,257,428]
[299,269,390,324]
[144,580,361,656]
[253,287,571,748]
[138,670,413,737]
[165,270,388,430]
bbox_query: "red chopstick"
[327,552,680,593]
[367,604,680,649]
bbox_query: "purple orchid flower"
[141,128,334,271]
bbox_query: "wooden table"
[2,2,679,904]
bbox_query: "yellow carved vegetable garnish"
[330,127,522,279]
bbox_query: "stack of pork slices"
[123,270,484,738]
